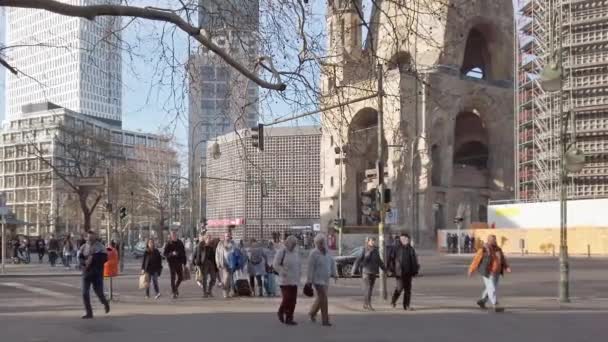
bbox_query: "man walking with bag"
[389,233,419,311]
[468,235,511,312]
[193,233,217,297]
[163,231,187,299]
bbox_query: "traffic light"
[333,218,345,228]
[251,123,264,151]
[361,190,380,224]
[120,207,127,220]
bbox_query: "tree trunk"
[80,193,92,232]
[157,209,165,245]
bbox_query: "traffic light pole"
[260,168,264,240]
[376,63,387,301]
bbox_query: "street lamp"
[539,0,585,303]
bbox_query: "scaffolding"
[516,0,608,201]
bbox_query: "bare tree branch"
[0,0,287,91]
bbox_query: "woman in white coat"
[273,235,301,325]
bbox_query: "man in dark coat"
[192,233,217,297]
[388,233,419,310]
[79,231,110,319]
[163,231,187,298]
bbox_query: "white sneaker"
[155,293,161,300]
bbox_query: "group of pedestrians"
[78,228,511,322]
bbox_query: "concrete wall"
[489,199,608,228]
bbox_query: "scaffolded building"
[516,0,608,201]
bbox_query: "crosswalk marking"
[0,282,71,299]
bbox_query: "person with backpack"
[215,230,239,298]
[247,238,267,297]
[352,237,386,311]
[468,235,511,312]
[273,235,301,325]
[79,231,110,319]
[163,231,187,299]
[388,233,419,311]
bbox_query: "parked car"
[334,246,364,278]
[132,241,164,259]
[334,245,396,278]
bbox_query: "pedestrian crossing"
[0,281,72,299]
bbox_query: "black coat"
[163,239,186,265]
[389,244,420,277]
[142,249,163,275]
[192,242,216,268]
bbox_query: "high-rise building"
[4,0,122,124]
[0,103,180,236]
[516,0,608,201]
[188,0,260,227]
[205,126,321,240]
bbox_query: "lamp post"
[539,0,585,303]
[190,121,208,238]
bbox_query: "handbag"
[195,266,203,282]
[138,273,150,289]
[183,265,191,281]
[303,283,314,297]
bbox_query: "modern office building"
[4,0,122,124]
[516,0,608,201]
[187,0,260,227]
[0,103,179,236]
[205,126,321,240]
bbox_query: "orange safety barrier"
[104,247,119,278]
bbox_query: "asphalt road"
[1,255,607,342]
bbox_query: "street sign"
[76,177,105,187]
[313,223,321,232]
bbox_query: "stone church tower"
[319,0,515,247]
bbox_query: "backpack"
[228,248,243,270]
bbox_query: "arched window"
[461,28,491,80]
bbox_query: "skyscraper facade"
[188,0,260,227]
[5,0,122,124]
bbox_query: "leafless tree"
[126,140,180,244]
[26,123,115,232]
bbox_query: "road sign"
[76,177,105,187]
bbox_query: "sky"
[0,1,328,153]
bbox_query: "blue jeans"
[145,272,160,296]
[481,274,500,306]
[82,273,108,316]
[264,273,276,296]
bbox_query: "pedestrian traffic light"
[251,123,264,151]
[333,218,345,228]
[120,207,127,220]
